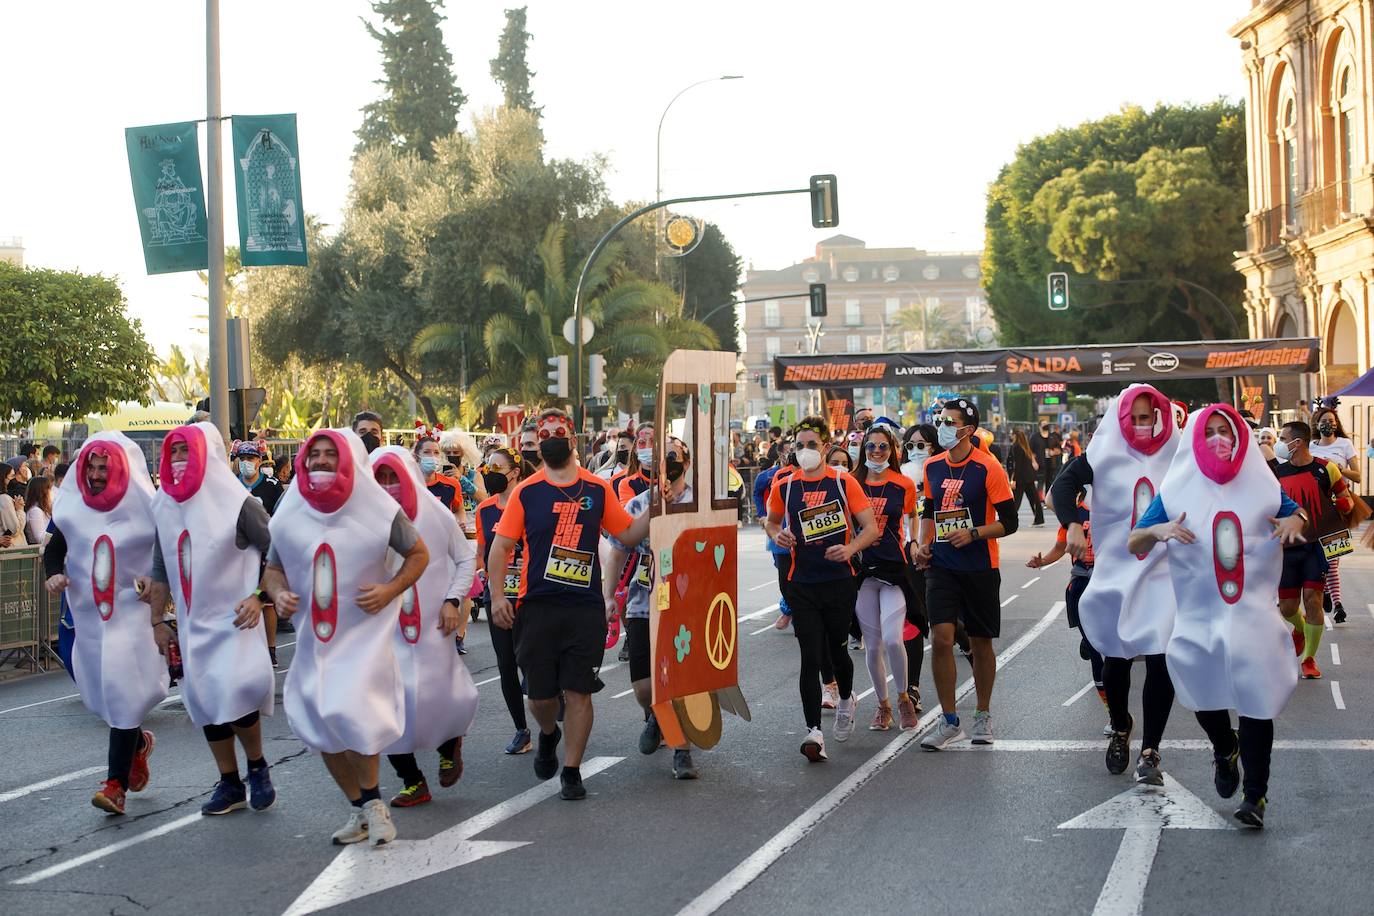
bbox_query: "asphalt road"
[2,507,1372,916]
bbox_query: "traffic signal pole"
[205,0,230,440]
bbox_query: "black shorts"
[926,566,1002,639]
[787,576,858,642]
[626,616,651,682]
[513,598,606,700]
[1278,544,1327,599]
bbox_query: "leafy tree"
[490,6,540,118]
[151,345,208,404]
[983,102,1246,347]
[0,262,155,423]
[677,222,743,349]
[356,0,465,160]
[896,303,970,350]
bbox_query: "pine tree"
[489,6,540,117]
[356,0,465,160]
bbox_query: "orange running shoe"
[91,779,126,815]
[1291,627,1305,657]
[1300,657,1322,679]
[128,730,156,793]
[389,781,432,808]
[869,700,893,731]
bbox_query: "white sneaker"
[331,808,368,845]
[1102,721,1114,736]
[970,710,994,745]
[363,798,396,846]
[834,695,858,742]
[800,726,827,762]
[821,682,839,710]
[920,717,967,751]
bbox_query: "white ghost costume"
[1157,404,1298,719]
[52,433,169,729]
[370,447,479,753]
[270,429,406,755]
[1078,385,1179,659]
[151,422,273,727]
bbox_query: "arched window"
[1282,97,1299,221]
[1336,64,1357,210]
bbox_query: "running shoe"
[639,712,663,755]
[269,646,279,668]
[773,613,791,630]
[91,779,126,815]
[1235,796,1266,829]
[331,808,368,845]
[1291,626,1305,657]
[128,730,155,793]
[1333,602,1347,624]
[277,617,295,633]
[870,700,894,731]
[505,728,532,755]
[1103,723,1114,736]
[534,726,562,780]
[363,798,396,845]
[560,768,586,800]
[920,717,966,751]
[439,743,463,787]
[1212,730,1240,799]
[955,628,972,659]
[201,779,248,816]
[454,636,467,655]
[1134,749,1164,786]
[849,636,864,651]
[1106,715,1134,775]
[970,710,995,745]
[672,749,699,780]
[247,765,275,811]
[821,681,839,710]
[389,782,432,808]
[897,693,920,729]
[835,695,858,742]
[1300,657,1322,679]
[800,726,827,762]
[905,685,924,717]
[618,642,630,662]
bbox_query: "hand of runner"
[133,576,154,603]
[1269,514,1307,546]
[604,596,618,624]
[1066,524,1089,561]
[774,528,796,549]
[274,589,300,617]
[356,583,396,614]
[152,621,174,657]
[823,543,852,562]
[439,599,462,636]
[1026,553,1044,569]
[233,593,264,629]
[1155,512,1196,545]
[910,542,932,568]
[44,573,69,596]
[946,527,976,548]
[490,594,515,629]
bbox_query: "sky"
[1,1,1252,358]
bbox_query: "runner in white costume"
[262,429,429,846]
[144,422,276,816]
[44,432,167,815]
[370,446,479,808]
[1128,404,1307,829]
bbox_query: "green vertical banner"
[232,113,308,266]
[125,121,209,274]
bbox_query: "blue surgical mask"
[237,459,256,481]
[937,424,960,449]
[636,447,654,465]
[847,445,861,463]
[1274,440,1292,462]
[419,456,440,475]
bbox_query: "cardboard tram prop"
[647,350,751,749]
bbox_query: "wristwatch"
[970,527,981,541]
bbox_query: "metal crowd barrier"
[0,546,48,675]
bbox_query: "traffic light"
[809,282,828,318]
[588,354,606,398]
[1047,272,1069,311]
[546,354,568,398]
[809,174,839,228]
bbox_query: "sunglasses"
[864,441,889,452]
[478,463,512,475]
[796,441,821,450]
[934,418,963,428]
[907,441,929,451]
[537,425,568,439]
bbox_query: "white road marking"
[1001,594,1019,608]
[281,756,624,915]
[474,675,501,687]
[1331,643,1341,666]
[738,603,780,623]
[676,601,1064,916]
[0,766,105,805]
[1059,775,1232,916]
[1325,614,1334,631]
[747,580,775,592]
[611,688,635,699]
[0,692,81,716]
[1062,681,1096,707]
[1367,602,1374,622]
[937,739,1374,751]
[750,623,778,636]
[1332,681,1346,711]
[854,675,892,702]
[1022,576,1041,588]
[11,811,203,885]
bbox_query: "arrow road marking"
[1059,774,1232,916]
[282,755,623,916]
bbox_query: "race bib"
[545,545,594,588]
[798,499,847,543]
[503,559,523,598]
[1320,529,1354,561]
[634,553,653,587]
[935,508,974,543]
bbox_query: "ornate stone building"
[1231,0,1374,405]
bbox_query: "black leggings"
[1195,711,1273,802]
[778,558,835,684]
[388,737,461,787]
[791,578,857,728]
[107,727,147,788]
[1012,480,1045,523]
[202,710,260,743]
[488,612,527,731]
[1103,653,1174,749]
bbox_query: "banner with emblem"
[231,113,308,266]
[125,121,209,275]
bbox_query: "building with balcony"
[739,235,991,419]
[1231,1,1374,403]
[0,237,22,266]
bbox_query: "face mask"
[1273,440,1292,462]
[859,418,873,431]
[665,456,685,482]
[864,458,888,472]
[1132,424,1155,443]
[418,456,440,475]
[1204,433,1233,461]
[540,436,572,468]
[482,470,509,495]
[263,466,275,478]
[360,432,381,453]
[307,470,337,490]
[636,447,654,465]
[1317,423,1335,438]
[847,445,861,463]
[521,448,541,467]
[170,459,188,484]
[615,449,630,466]
[796,448,822,471]
[938,424,960,449]
[382,482,403,500]
[238,460,257,481]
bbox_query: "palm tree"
[895,302,970,350]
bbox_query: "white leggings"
[855,577,906,703]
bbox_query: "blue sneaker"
[247,766,276,811]
[201,779,247,816]
[505,728,532,755]
[454,636,467,655]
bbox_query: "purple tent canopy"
[1333,365,1374,397]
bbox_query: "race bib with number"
[545,545,594,588]
[634,553,653,587]
[503,559,523,598]
[935,508,974,543]
[1320,529,1354,561]
[798,499,847,543]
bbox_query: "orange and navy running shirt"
[615,470,651,505]
[920,447,1013,571]
[495,467,634,608]
[1054,501,1094,572]
[476,495,524,599]
[856,468,917,566]
[767,466,870,584]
